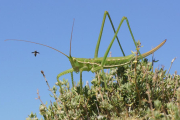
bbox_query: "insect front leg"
[57,68,74,93]
[79,66,89,95]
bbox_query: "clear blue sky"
[0,1,180,119]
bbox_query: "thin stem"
[80,71,83,95]
[167,57,177,74]
[40,70,61,110]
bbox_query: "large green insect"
[5,11,166,94]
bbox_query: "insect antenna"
[69,19,75,57]
[4,39,69,58]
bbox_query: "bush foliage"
[26,58,180,120]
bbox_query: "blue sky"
[0,1,180,120]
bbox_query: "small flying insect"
[32,50,39,57]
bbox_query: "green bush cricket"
[5,11,166,95]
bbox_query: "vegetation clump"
[27,58,180,120]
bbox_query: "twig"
[171,71,178,102]
[96,102,100,115]
[151,47,154,72]
[134,41,141,107]
[50,100,58,120]
[106,51,112,74]
[35,89,47,108]
[146,83,155,118]
[41,70,61,110]
[167,57,177,74]
[35,89,50,119]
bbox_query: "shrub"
[27,58,180,120]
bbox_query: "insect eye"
[73,58,76,62]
